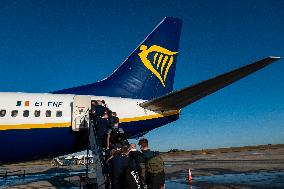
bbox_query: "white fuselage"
[0,92,179,163]
[0,92,177,130]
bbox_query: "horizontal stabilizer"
[140,56,281,111]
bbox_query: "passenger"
[96,100,103,106]
[96,112,110,149]
[91,101,107,117]
[109,112,118,126]
[101,100,107,108]
[90,100,98,120]
[91,100,98,113]
[109,145,130,189]
[106,118,127,150]
[104,148,121,188]
[138,138,165,189]
[106,148,121,164]
[107,109,113,117]
[129,143,145,187]
[110,145,141,189]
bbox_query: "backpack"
[145,152,164,174]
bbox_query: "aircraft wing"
[140,56,281,111]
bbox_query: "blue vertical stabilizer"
[53,17,182,100]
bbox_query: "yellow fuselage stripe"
[119,110,179,123]
[0,110,179,130]
[0,122,71,130]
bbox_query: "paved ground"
[162,145,284,189]
[162,145,284,178]
[1,144,283,189]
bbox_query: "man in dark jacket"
[110,145,140,189]
[110,146,129,189]
[107,119,127,150]
[96,112,110,149]
[108,112,118,126]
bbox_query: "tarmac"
[162,144,284,188]
[0,144,283,189]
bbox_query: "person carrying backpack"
[138,138,165,189]
[107,118,128,150]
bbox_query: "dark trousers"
[146,172,165,189]
[111,178,126,189]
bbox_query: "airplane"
[0,17,281,164]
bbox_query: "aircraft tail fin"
[53,17,182,100]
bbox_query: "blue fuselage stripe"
[0,114,179,163]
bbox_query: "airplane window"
[23,110,29,117]
[56,111,62,117]
[46,110,51,117]
[11,110,18,117]
[0,109,6,117]
[34,110,41,117]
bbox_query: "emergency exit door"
[72,95,91,131]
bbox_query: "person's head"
[138,138,149,151]
[112,117,119,127]
[121,145,130,155]
[102,111,108,118]
[107,109,113,117]
[112,112,117,117]
[96,100,103,105]
[91,100,97,105]
[129,143,137,151]
[110,149,120,157]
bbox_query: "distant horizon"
[133,142,284,152]
[62,144,284,158]
[164,143,284,152]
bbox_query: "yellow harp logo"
[138,44,178,87]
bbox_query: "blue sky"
[0,0,283,151]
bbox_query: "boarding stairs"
[72,95,106,188]
[88,119,105,188]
